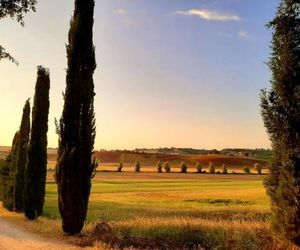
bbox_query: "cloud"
[238,31,249,39]
[115,8,127,15]
[175,9,241,22]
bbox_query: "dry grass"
[1,169,293,249]
[0,204,67,241]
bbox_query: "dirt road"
[0,217,82,250]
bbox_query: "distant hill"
[94,151,268,167]
[133,147,273,161]
[0,146,270,168]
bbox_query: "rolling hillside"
[94,151,268,167]
[0,147,269,170]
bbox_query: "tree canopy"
[0,0,37,63]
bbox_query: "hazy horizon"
[0,0,279,150]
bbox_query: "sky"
[0,0,280,150]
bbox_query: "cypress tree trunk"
[56,0,96,235]
[261,0,300,245]
[2,131,19,211]
[24,66,50,220]
[14,99,30,212]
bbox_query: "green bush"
[135,161,141,172]
[209,162,215,174]
[254,163,262,175]
[243,166,251,174]
[222,164,228,174]
[164,162,171,173]
[180,161,188,173]
[195,162,202,173]
[156,161,162,173]
[117,162,123,172]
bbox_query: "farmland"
[42,172,281,249]
[0,147,283,249]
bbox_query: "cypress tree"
[24,66,50,220]
[0,159,6,200]
[2,131,19,211]
[14,99,30,212]
[261,0,300,245]
[56,0,96,234]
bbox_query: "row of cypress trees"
[1,0,97,235]
[1,67,50,220]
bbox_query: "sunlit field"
[42,171,281,249]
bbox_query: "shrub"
[222,164,228,174]
[180,161,188,173]
[156,161,162,173]
[243,166,251,174]
[135,161,140,172]
[164,162,171,173]
[254,163,263,175]
[117,162,123,172]
[209,162,215,174]
[195,162,202,173]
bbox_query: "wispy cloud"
[238,31,249,39]
[175,9,241,22]
[114,8,138,28]
[115,8,127,16]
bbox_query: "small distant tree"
[135,161,140,172]
[243,166,251,174]
[222,164,228,174]
[156,161,162,173]
[164,162,171,173]
[117,162,123,172]
[195,162,202,173]
[254,163,263,175]
[14,99,31,212]
[209,162,215,174]
[180,161,188,173]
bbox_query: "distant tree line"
[113,161,263,175]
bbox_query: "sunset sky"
[0,0,279,150]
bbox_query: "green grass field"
[42,172,284,249]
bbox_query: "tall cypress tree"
[2,131,19,211]
[24,66,50,220]
[261,0,300,245]
[14,99,30,212]
[56,0,96,234]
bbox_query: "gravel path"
[0,217,82,250]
